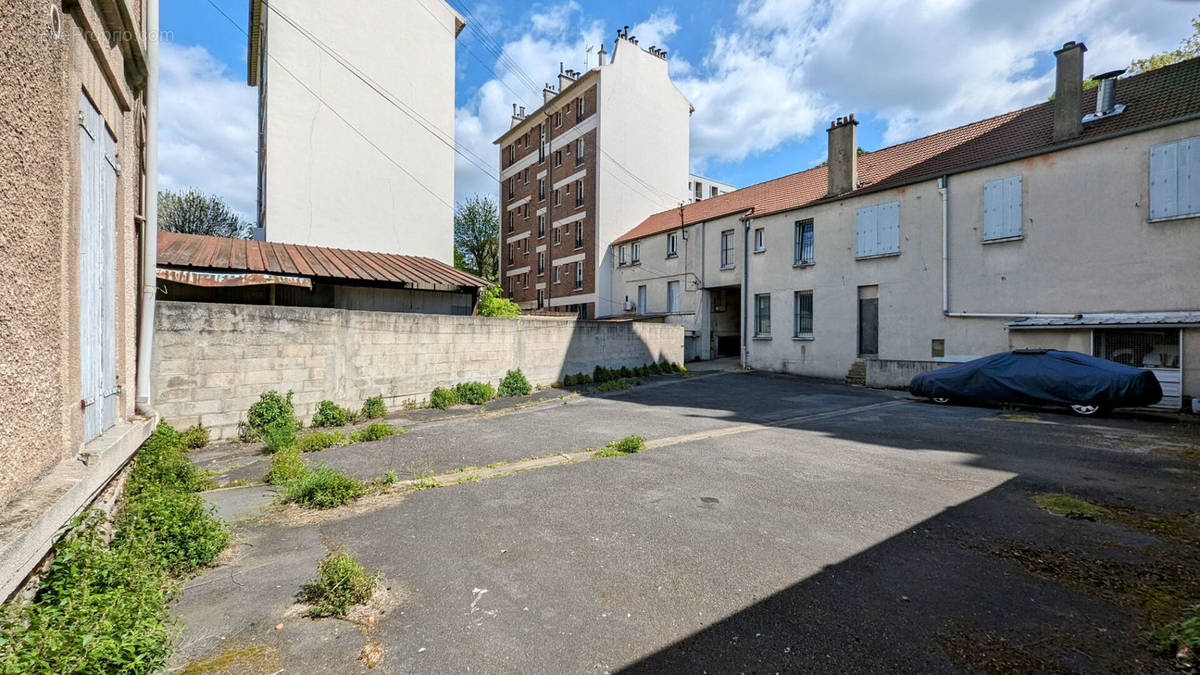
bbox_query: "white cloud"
[158,43,257,221]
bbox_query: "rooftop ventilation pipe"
[1083,69,1126,123]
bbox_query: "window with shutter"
[856,201,900,258]
[983,175,1022,240]
[1150,137,1200,220]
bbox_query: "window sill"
[630,260,641,266]
[719,265,735,271]
[753,335,772,341]
[793,261,814,268]
[983,234,1023,244]
[855,251,900,261]
[753,249,766,255]
[666,253,678,259]
[793,335,814,341]
[1148,213,1200,223]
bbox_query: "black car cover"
[909,349,1163,408]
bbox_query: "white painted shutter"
[982,178,1003,239]
[878,201,900,253]
[855,205,876,257]
[1180,138,1200,217]
[1150,141,1179,219]
[1002,176,1022,238]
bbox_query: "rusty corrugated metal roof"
[157,232,486,292]
[615,56,1200,245]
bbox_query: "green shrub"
[127,422,213,495]
[247,390,301,436]
[265,446,307,485]
[237,419,260,443]
[280,464,365,509]
[454,381,495,405]
[181,423,210,449]
[302,551,375,618]
[594,435,646,458]
[618,366,632,378]
[0,512,172,674]
[296,430,346,452]
[360,395,386,420]
[378,470,398,486]
[498,369,532,397]
[349,423,395,443]
[590,378,631,394]
[1149,604,1200,665]
[430,386,459,410]
[562,374,576,386]
[593,365,609,382]
[311,400,354,428]
[115,485,230,575]
[672,362,686,373]
[261,418,297,453]
[476,285,521,318]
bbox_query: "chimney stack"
[597,43,607,65]
[1052,41,1086,141]
[827,113,859,197]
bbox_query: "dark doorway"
[858,296,878,356]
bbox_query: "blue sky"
[159,0,1197,220]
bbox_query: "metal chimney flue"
[1084,69,1126,123]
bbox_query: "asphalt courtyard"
[173,371,1199,673]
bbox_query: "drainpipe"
[938,174,1076,320]
[135,1,159,415]
[741,216,751,368]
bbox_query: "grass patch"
[586,378,632,394]
[455,474,479,484]
[311,400,354,428]
[0,422,228,673]
[486,461,507,469]
[359,394,386,420]
[265,446,306,485]
[594,435,646,458]
[349,423,398,443]
[376,470,398,486]
[279,464,365,509]
[1033,492,1109,520]
[412,469,440,490]
[181,423,210,449]
[296,430,346,452]
[301,551,375,618]
[1148,603,1200,667]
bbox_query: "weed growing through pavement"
[301,550,376,618]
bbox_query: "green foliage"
[498,369,532,398]
[594,435,646,458]
[349,423,396,443]
[1129,15,1200,75]
[311,400,354,428]
[265,447,307,485]
[590,378,632,393]
[454,194,500,281]
[296,430,346,453]
[378,470,398,486]
[158,188,250,239]
[593,365,608,382]
[454,382,495,405]
[237,420,260,443]
[360,395,386,420]
[301,551,375,618]
[0,423,229,673]
[1148,604,1200,666]
[181,424,210,449]
[247,391,301,450]
[476,285,521,318]
[430,386,459,410]
[280,464,365,509]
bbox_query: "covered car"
[909,349,1162,415]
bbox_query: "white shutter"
[982,178,1003,239]
[1150,141,1179,219]
[855,205,876,257]
[1180,138,1200,217]
[1002,175,1022,238]
[878,201,900,253]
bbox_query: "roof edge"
[493,69,601,146]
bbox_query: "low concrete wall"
[864,359,953,390]
[153,301,684,439]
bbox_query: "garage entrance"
[1093,328,1182,410]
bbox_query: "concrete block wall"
[152,301,684,439]
[864,359,952,390]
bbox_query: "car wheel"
[931,396,951,405]
[1069,404,1105,416]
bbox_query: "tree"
[453,195,499,281]
[158,188,250,238]
[476,285,520,318]
[1128,15,1200,74]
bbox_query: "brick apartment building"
[495,30,692,318]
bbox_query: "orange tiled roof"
[614,56,1200,244]
[157,232,486,292]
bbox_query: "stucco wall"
[0,0,146,509]
[260,0,458,263]
[152,301,684,439]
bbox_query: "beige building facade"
[610,48,1200,410]
[1,0,157,597]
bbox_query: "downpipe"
[741,217,751,368]
[135,1,159,415]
